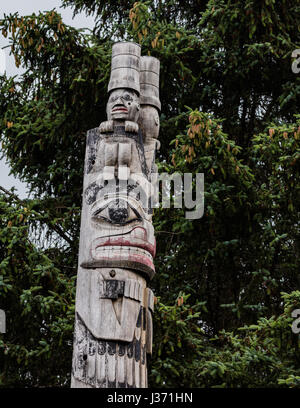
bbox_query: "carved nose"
[113,102,125,108]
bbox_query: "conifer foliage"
[0,1,299,387]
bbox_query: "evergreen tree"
[0,0,299,387]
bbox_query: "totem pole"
[71,42,160,388]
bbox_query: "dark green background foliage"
[0,0,299,387]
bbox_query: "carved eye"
[110,95,118,103]
[109,93,121,103]
[122,93,133,102]
[92,199,142,225]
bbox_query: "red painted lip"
[112,107,128,113]
[93,227,156,257]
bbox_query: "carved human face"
[81,180,156,280]
[90,194,155,274]
[107,89,140,122]
[138,106,160,141]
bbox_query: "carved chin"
[85,248,155,280]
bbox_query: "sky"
[0,0,95,198]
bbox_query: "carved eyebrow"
[92,202,142,225]
[109,94,121,102]
[122,93,133,101]
[109,92,134,102]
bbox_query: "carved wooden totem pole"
[71,42,160,388]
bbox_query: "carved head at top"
[106,88,140,122]
[106,42,141,125]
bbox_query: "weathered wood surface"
[71,42,160,388]
[0,309,5,334]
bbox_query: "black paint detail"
[148,197,153,215]
[136,307,142,328]
[127,182,139,194]
[118,382,126,388]
[143,306,147,331]
[127,342,133,359]
[97,379,107,388]
[141,346,146,365]
[85,182,102,205]
[107,341,116,355]
[108,202,129,223]
[73,313,147,388]
[93,197,142,226]
[134,338,141,362]
[86,128,99,174]
[101,280,125,299]
[98,341,106,355]
[137,129,149,178]
[89,341,96,355]
[88,177,150,215]
[118,343,126,357]
[108,381,116,388]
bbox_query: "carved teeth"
[95,245,153,259]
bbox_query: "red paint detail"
[112,107,128,113]
[94,227,155,257]
[127,253,154,269]
[94,253,155,270]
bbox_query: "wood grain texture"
[71,304,150,388]
[71,42,160,388]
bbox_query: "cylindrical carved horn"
[140,56,161,111]
[108,42,141,95]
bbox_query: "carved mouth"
[94,245,154,265]
[81,227,156,279]
[94,236,156,258]
[85,245,155,279]
[91,245,155,279]
[112,107,128,113]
